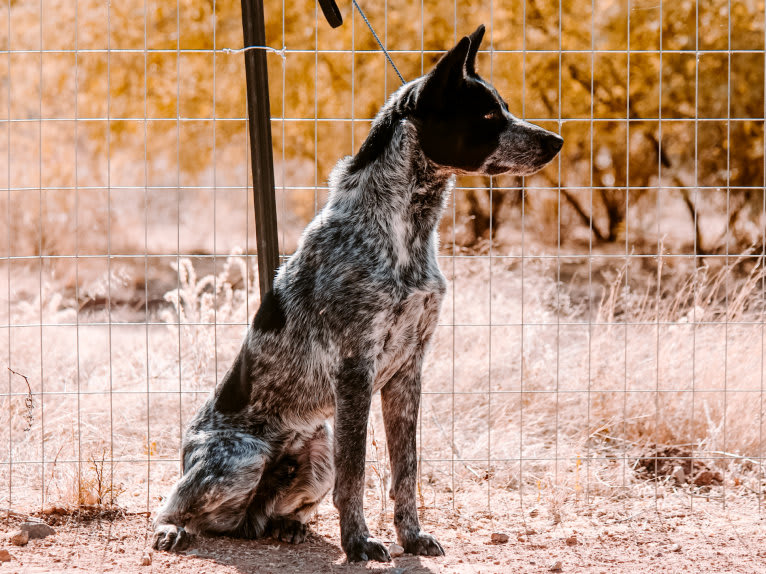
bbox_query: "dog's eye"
[483,110,501,121]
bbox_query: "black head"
[413,24,563,176]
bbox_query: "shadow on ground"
[183,533,437,574]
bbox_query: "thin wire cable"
[1,386,765,398]
[586,0,595,506]
[5,183,765,192]
[450,0,456,511]
[0,453,742,465]
[106,0,115,507]
[74,0,83,513]
[690,0,699,515]
[280,0,286,296]
[413,0,423,517]
[212,0,219,498]
[654,0,663,511]
[519,0,527,520]
[37,0,44,506]
[1,116,764,123]
[6,317,766,329]
[723,0,732,509]
[314,1,318,216]
[555,0,562,499]
[176,0,183,477]
[623,0,631,495]
[351,0,405,85]
[760,0,766,516]
[488,0,495,514]
[0,47,763,55]
[143,0,151,522]
[221,45,285,58]
[5,0,11,518]
[0,115,764,123]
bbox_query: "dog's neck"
[327,82,453,249]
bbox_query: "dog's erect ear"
[465,24,485,76]
[417,35,470,107]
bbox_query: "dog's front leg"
[381,354,445,557]
[333,357,391,563]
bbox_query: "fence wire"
[1,0,765,535]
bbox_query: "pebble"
[670,543,682,552]
[10,530,29,546]
[20,521,55,540]
[141,552,152,566]
[549,559,563,572]
[388,543,405,558]
[672,465,686,485]
[565,534,578,546]
[491,532,509,544]
[0,549,11,562]
[529,507,540,518]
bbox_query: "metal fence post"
[241,0,280,297]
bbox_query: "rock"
[694,470,722,486]
[141,552,152,566]
[10,530,29,546]
[565,534,578,546]
[528,507,540,518]
[491,532,509,544]
[671,465,686,485]
[20,521,55,539]
[388,543,405,558]
[550,560,563,572]
[670,543,682,552]
[0,549,11,562]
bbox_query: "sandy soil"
[2,491,766,574]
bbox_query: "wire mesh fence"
[1,0,765,534]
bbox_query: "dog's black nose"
[542,133,564,158]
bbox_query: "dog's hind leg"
[270,422,334,543]
[381,351,445,557]
[153,430,269,552]
[244,422,334,544]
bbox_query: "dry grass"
[2,246,765,524]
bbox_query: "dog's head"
[413,24,562,176]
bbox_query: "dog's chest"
[372,285,443,391]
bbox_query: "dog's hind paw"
[153,524,192,552]
[268,517,308,544]
[402,531,445,557]
[344,536,391,563]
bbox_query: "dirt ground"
[2,491,766,574]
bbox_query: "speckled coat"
[153,24,563,563]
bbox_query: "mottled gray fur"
[153,24,562,563]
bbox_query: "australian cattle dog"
[153,24,563,562]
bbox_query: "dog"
[153,24,562,562]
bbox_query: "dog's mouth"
[469,123,564,178]
[482,158,559,177]
[483,163,516,176]
[481,133,563,177]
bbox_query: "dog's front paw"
[269,517,308,544]
[153,524,192,552]
[402,531,445,557]
[344,535,391,562]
